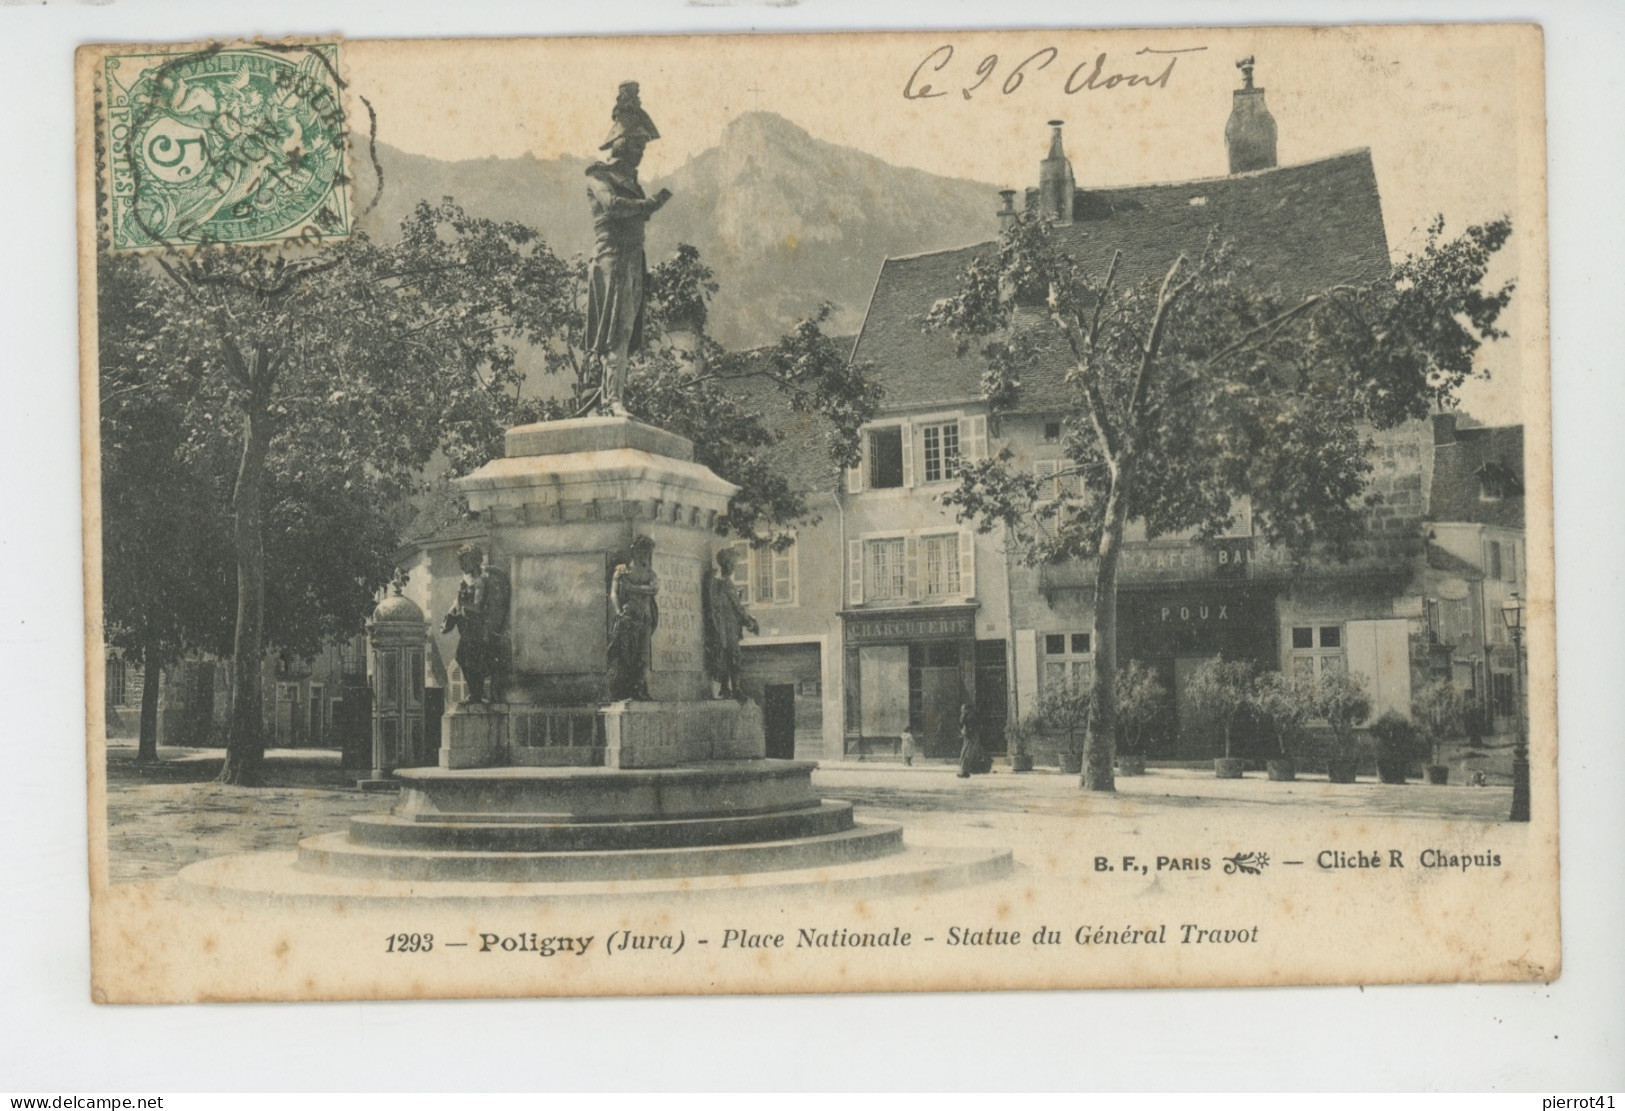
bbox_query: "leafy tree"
[1186,656,1258,760]
[1250,670,1316,759]
[925,212,1512,791]
[1033,683,1092,758]
[119,201,576,784]
[1411,676,1467,766]
[1113,660,1167,757]
[1314,670,1373,761]
[99,253,236,762]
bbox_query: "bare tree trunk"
[220,402,269,787]
[136,636,161,764]
[1084,472,1131,792]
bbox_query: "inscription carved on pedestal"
[651,552,703,675]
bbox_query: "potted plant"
[1314,671,1371,783]
[1253,671,1314,782]
[1007,717,1035,773]
[1113,660,1165,776]
[1371,711,1423,784]
[1187,655,1257,778]
[1034,684,1090,774]
[1411,678,1464,785]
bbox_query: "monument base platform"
[172,840,1012,905]
[171,758,1013,901]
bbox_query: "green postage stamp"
[100,42,351,251]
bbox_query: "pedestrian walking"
[958,703,991,777]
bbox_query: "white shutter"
[1014,629,1039,723]
[959,531,976,598]
[773,546,794,604]
[730,542,751,598]
[847,539,864,605]
[1346,618,1412,726]
[904,536,920,600]
[1034,459,1059,501]
[961,414,988,465]
[900,422,915,488]
[846,434,865,493]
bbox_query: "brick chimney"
[1038,120,1075,224]
[1432,411,1458,446]
[1225,56,1278,174]
[997,189,1018,231]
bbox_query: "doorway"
[764,683,796,759]
[910,642,966,757]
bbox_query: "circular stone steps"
[173,839,1013,906]
[345,799,856,853]
[297,821,904,883]
[169,758,1014,904]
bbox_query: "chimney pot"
[998,189,1018,231]
[1225,56,1278,174]
[1038,121,1075,225]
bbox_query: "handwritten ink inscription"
[905,44,1206,101]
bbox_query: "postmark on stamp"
[100,41,351,251]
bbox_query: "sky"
[347,26,1542,424]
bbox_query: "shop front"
[1116,583,1281,758]
[841,605,982,759]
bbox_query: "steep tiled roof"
[850,149,1392,412]
[1430,424,1525,529]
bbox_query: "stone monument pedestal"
[438,702,510,770]
[456,414,737,706]
[602,698,764,767]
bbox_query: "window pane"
[1291,627,1313,649]
[1044,662,1066,691]
[923,425,942,483]
[1071,633,1091,654]
[1044,422,1061,443]
[1321,654,1346,678]
[753,546,773,603]
[869,427,904,488]
[1045,634,1066,655]
[1292,657,1314,682]
[1318,625,1341,648]
[867,538,905,600]
[773,549,793,603]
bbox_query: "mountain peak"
[721,111,815,147]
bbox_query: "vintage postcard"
[78,23,1556,1003]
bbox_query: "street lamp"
[1501,592,1528,822]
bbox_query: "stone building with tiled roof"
[719,62,1518,768]
[1423,414,1527,730]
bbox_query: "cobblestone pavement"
[103,738,1518,884]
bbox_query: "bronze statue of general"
[584,81,672,417]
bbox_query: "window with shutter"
[961,414,988,464]
[920,534,959,597]
[866,426,905,489]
